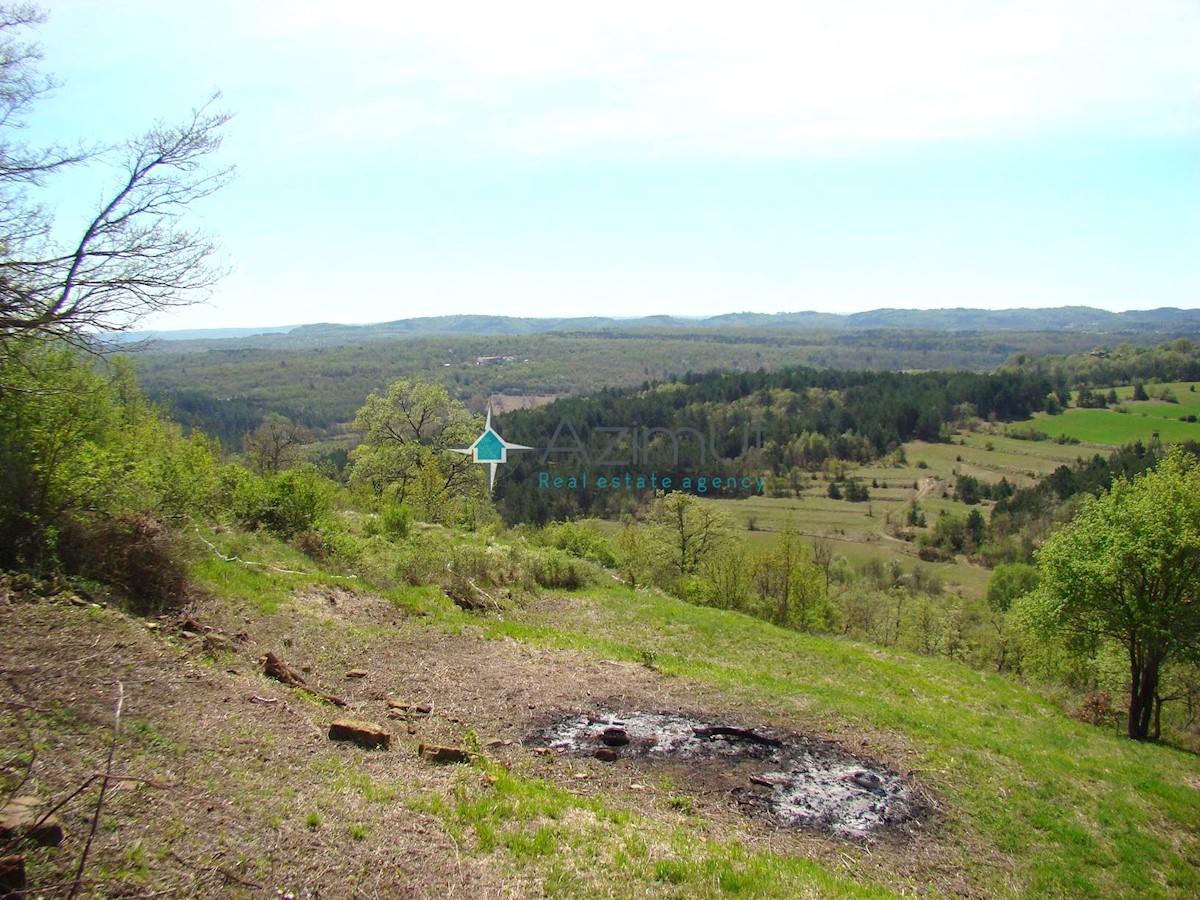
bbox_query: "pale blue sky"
[25,0,1200,329]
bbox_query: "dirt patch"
[533,711,924,839]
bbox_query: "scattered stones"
[345,669,368,679]
[418,743,470,764]
[386,700,431,718]
[0,797,64,847]
[328,720,391,750]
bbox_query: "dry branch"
[262,653,347,707]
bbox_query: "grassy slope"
[476,585,1199,899]
[186,528,1200,898]
[1028,383,1200,446]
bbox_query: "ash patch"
[533,710,921,839]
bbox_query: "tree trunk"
[1127,652,1161,740]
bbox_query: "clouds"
[211,0,1200,160]
[31,0,1200,327]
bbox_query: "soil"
[0,583,953,899]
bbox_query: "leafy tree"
[0,6,231,356]
[0,344,218,569]
[1019,448,1200,739]
[752,524,827,629]
[649,491,731,580]
[615,522,657,590]
[348,380,484,524]
[985,562,1039,612]
[965,508,986,548]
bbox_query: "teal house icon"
[452,407,533,491]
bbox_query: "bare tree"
[243,414,311,475]
[0,5,231,356]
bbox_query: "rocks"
[600,727,629,747]
[386,700,431,718]
[849,771,885,794]
[0,797,64,847]
[418,743,470,764]
[327,720,391,750]
[345,669,368,679]
[593,747,619,762]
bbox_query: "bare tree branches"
[0,6,231,356]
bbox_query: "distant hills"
[127,306,1200,348]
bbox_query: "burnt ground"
[531,712,924,838]
[0,583,967,899]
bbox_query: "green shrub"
[380,503,412,539]
[521,547,595,590]
[221,465,333,539]
[539,520,616,566]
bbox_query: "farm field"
[705,388,1200,600]
[1023,382,1200,446]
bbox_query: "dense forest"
[134,329,1179,446]
[492,365,1054,523]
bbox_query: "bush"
[380,503,412,539]
[539,520,616,566]
[221,465,333,539]
[57,512,189,615]
[522,547,595,589]
[1071,691,1118,728]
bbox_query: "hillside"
[4,531,1197,898]
[133,328,1190,448]
[126,307,1200,348]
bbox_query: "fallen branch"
[262,653,347,707]
[67,681,123,900]
[692,725,782,747]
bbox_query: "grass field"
[701,384,1200,599]
[1022,382,1200,447]
[169,531,1200,898]
[494,584,1200,899]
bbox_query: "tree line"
[492,366,1054,523]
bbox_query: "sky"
[22,0,1200,330]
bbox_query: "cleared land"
[4,534,1197,898]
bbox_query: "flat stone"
[345,669,369,679]
[418,743,470,764]
[0,797,64,847]
[328,720,391,750]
